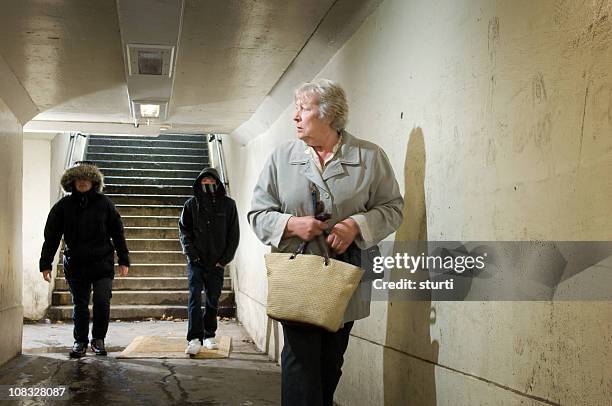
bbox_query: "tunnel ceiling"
[0,0,335,134]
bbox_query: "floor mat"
[116,335,231,359]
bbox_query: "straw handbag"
[265,237,364,332]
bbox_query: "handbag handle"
[288,183,331,266]
[289,236,330,266]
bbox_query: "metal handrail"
[56,132,88,201]
[207,133,231,196]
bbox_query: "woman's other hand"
[284,216,328,241]
[327,218,360,254]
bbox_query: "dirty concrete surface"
[0,319,281,405]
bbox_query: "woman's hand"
[284,216,328,241]
[42,270,52,282]
[326,218,360,254]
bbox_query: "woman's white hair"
[295,78,348,131]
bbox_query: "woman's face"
[293,93,332,146]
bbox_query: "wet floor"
[0,320,281,405]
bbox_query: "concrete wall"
[0,96,24,366]
[22,136,53,320]
[21,132,79,320]
[227,0,612,404]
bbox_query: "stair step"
[106,185,193,196]
[99,168,202,179]
[109,195,191,206]
[129,251,185,263]
[147,134,208,141]
[58,263,229,277]
[89,133,207,142]
[89,145,208,156]
[54,276,232,291]
[105,176,194,186]
[52,290,234,306]
[125,239,182,251]
[89,137,207,149]
[47,304,235,320]
[90,160,205,170]
[117,205,183,216]
[123,227,179,239]
[122,216,180,228]
[87,152,207,164]
[59,250,185,264]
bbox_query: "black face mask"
[202,183,217,194]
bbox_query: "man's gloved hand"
[189,256,202,265]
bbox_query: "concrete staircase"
[47,133,236,320]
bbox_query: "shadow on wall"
[384,127,438,405]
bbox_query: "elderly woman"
[248,78,403,406]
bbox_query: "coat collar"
[288,131,361,190]
[288,130,360,165]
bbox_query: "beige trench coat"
[248,131,404,322]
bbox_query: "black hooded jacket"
[39,163,130,279]
[178,167,239,268]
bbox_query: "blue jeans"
[187,263,224,342]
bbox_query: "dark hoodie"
[178,167,239,268]
[39,163,130,279]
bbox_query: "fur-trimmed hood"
[61,163,104,193]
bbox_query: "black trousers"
[66,277,113,343]
[187,263,224,342]
[281,321,354,406]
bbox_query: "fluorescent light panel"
[131,100,168,121]
[139,104,161,118]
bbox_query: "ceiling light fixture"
[139,104,161,118]
[131,100,168,121]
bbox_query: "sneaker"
[69,341,87,358]
[90,338,107,356]
[203,337,218,350]
[185,338,202,355]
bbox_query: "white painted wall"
[22,136,53,320]
[20,131,80,320]
[227,0,612,404]
[0,96,24,366]
[50,132,74,204]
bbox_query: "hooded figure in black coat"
[179,167,239,353]
[39,162,130,358]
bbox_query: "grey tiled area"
[0,320,281,405]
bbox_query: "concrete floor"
[0,319,281,405]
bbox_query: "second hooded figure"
[179,167,239,354]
